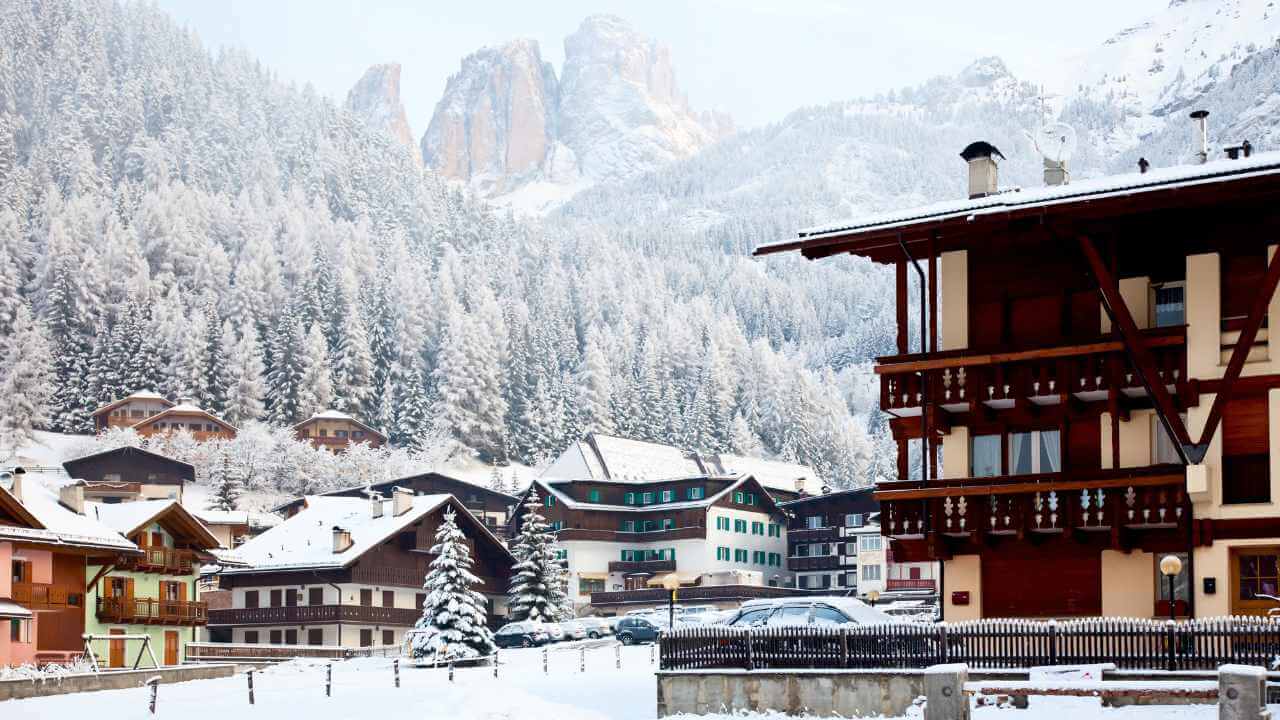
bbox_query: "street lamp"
[1159,554,1183,622]
[867,589,880,608]
[661,573,680,630]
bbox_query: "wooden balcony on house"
[787,555,841,572]
[885,578,937,591]
[877,327,1188,418]
[875,465,1189,543]
[120,547,197,574]
[207,604,421,627]
[787,527,840,542]
[11,581,81,609]
[558,527,706,543]
[350,565,505,594]
[96,596,208,625]
[607,559,677,574]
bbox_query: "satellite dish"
[1033,122,1078,164]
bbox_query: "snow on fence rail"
[658,616,1280,672]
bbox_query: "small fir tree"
[507,489,569,622]
[205,449,241,512]
[412,508,496,660]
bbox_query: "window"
[588,489,601,503]
[971,434,1001,477]
[383,630,394,646]
[1233,549,1280,614]
[768,523,781,537]
[308,588,324,605]
[270,589,282,608]
[806,515,825,529]
[768,552,781,567]
[907,437,923,481]
[336,430,348,438]
[621,550,634,561]
[360,589,373,607]
[382,590,395,608]
[286,590,298,607]
[308,629,324,646]
[812,607,847,625]
[624,492,636,505]
[660,490,674,503]
[555,549,568,561]
[1008,429,1061,475]
[415,593,426,609]
[733,491,745,504]
[859,535,883,552]
[641,492,655,505]
[1153,283,1185,328]
[715,516,730,531]
[752,550,766,564]
[359,629,373,647]
[621,520,635,532]
[544,495,555,507]
[244,631,259,644]
[862,564,882,581]
[734,519,747,533]
[285,629,298,645]
[734,548,748,563]
[745,493,756,506]
[845,513,864,528]
[751,521,764,535]
[579,577,605,594]
[269,630,283,645]
[1223,396,1270,504]
[549,521,564,531]
[661,518,674,530]
[686,487,704,500]
[244,591,259,609]
[716,546,730,561]
[1153,413,1188,465]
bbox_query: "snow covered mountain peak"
[346,62,420,163]
[415,15,732,213]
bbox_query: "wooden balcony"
[207,604,421,627]
[876,465,1189,544]
[885,578,937,591]
[877,327,1187,418]
[97,596,208,626]
[11,581,81,609]
[607,559,677,574]
[787,527,840,542]
[120,547,197,575]
[787,555,841,571]
[558,526,705,543]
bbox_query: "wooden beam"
[1193,247,1280,455]
[874,334,1184,375]
[1079,235,1199,463]
[874,471,1184,501]
[928,233,938,354]
[896,260,908,354]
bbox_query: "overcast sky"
[154,0,1166,133]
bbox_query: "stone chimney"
[369,492,383,519]
[60,480,86,515]
[960,141,1005,199]
[1043,158,1069,187]
[392,486,414,517]
[1190,110,1209,164]
[332,526,353,553]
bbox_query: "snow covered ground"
[2,641,1268,720]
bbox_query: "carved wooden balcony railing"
[607,559,677,574]
[97,596,208,625]
[11,581,81,609]
[787,555,841,571]
[875,465,1189,542]
[885,578,937,591]
[119,547,197,575]
[208,604,421,627]
[877,327,1187,417]
[786,527,840,542]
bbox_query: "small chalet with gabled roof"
[293,409,387,452]
[91,391,236,441]
[83,498,221,666]
[210,489,514,649]
[91,391,174,433]
[62,445,195,504]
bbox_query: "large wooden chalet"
[758,140,1280,620]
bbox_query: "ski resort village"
[4,0,1280,719]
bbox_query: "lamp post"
[867,589,880,608]
[661,573,680,630]
[1159,554,1183,622]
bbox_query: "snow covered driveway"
[0,641,1265,720]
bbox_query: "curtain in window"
[1039,429,1061,473]
[971,435,1001,477]
[1009,432,1032,474]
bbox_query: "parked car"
[543,622,567,642]
[725,596,895,628]
[493,621,552,648]
[556,620,588,641]
[566,617,613,639]
[614,615,662,645]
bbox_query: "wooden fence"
[659,617,1280,672]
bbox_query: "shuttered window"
[1223,395,1270,504]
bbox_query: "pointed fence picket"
[657,616,1280,671]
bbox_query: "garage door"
[981,542,1101,618]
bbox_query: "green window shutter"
[734,491,743,504]
[621,520,633,532]
[624,492,635,505]
[589,489,601,502]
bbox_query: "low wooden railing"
[787,555,841,571]
[786,527,840,542]
[607,559,677,574]
[659,617,1280,672]
[120,547,197,574]
[11,581,80,609]
[886,578,937,591]
[208,604,420,626]
[97,596,208,625]
[185,642,354,663]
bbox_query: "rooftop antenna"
[1031,122,1078,186]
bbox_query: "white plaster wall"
[942,427,969,480]
[940,250,968,351]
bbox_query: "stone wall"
[0,663,236,701]
[656,669,927,718]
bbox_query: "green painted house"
[83,500,221,666]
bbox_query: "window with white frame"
[1152,283,1185,328]
[861,564,882,581]
[858,535,883,552]
[805,515,825,529]
[845,513,864,527]
[971,434,1000,477]
[1008,429,1061,475]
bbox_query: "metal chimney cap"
[960,141,1005,162]
[1190,110,1210,119]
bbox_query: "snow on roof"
[0,600,32,618]
[193,508,281,529]
[87,499,176,535]
[8,479,136,552]
[223,494,453,573]
[534,473,780,515]
[711,454,819,494]
[311,409,353,420]
[90,391,174,416]
[764,151,1280,247]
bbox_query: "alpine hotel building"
[757,134,1280,620]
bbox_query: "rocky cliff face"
[419,15,732,211]
[345,63,420,163]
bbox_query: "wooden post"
[448,660,454,682]
[394,658,400,688]
[615,643,621,670]
[897,260,909,354]
[247,670,255,705]
[580,647,585,673]
[928,234,938,354]
[146,676,160,715]
[543,647,548,674]
[325,662,332,697]
[493,649,500,678]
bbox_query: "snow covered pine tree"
[412,508,496,661]
[507,489,570,622]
